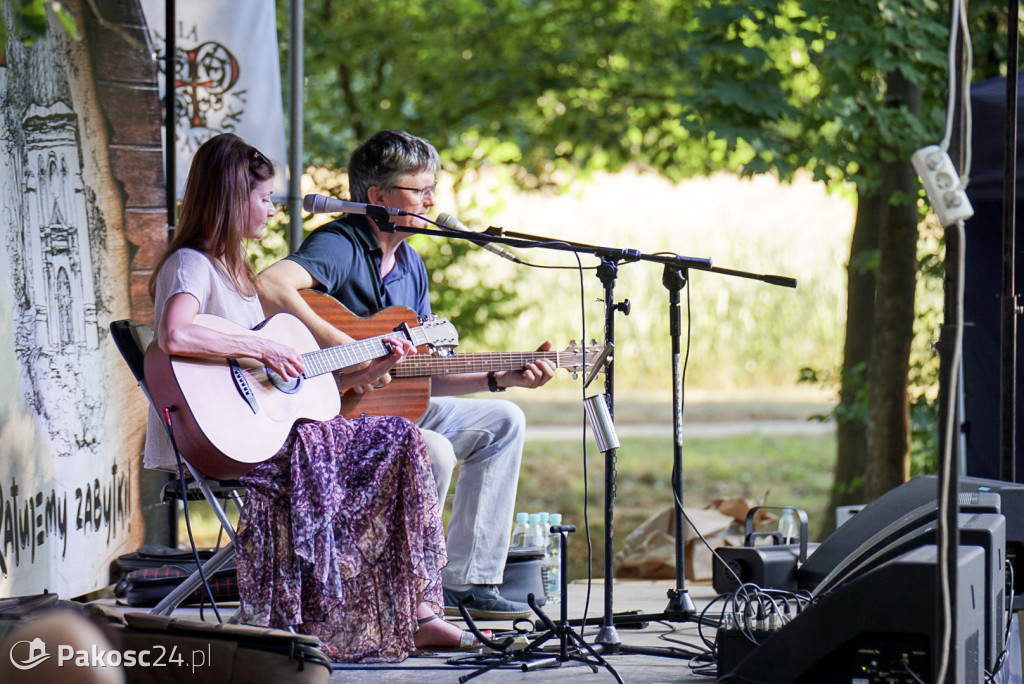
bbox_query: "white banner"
[140,0,288,198]
[0,11,147,597]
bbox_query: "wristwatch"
[487,371,506,393]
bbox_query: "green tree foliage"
[1,0,78,52]
[292,0,835,341]
[292,0,1017,517]
[297,0,825,182]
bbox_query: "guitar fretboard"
[300,328,433,378]
[391,351,566,378]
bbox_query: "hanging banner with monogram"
[140,0,288,198]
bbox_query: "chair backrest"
[110,319,154,385]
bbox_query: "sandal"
[411,614,491,654]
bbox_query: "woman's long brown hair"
[148,133,275,300]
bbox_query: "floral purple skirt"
[235,414,446,663]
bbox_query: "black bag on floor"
[113,545,238,607]
[115,563,239,607]
[112,545,219,583]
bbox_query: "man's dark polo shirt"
[286,215,431,319]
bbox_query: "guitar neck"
[301,327,435,378]
[391,351,565,378]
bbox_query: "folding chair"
[110,319,243,618]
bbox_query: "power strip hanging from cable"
[912,0,975,229]
[911,145,974,226]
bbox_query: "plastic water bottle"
[510,512,530,548]
[778,508,799,544]
[545,513,562,604]
[524,513,549,600]
[525,513,546,548]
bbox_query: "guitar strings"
[302,336,393,377]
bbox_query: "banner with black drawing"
[0,3,149,597]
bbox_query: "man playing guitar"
[258,130,556,621]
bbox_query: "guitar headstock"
[562,341,612,377]
[417,317,460,351]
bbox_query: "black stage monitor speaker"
[959,476,1024,608]
[797,474,1016,591]
[808,512,1005,672]
[720,544,987,683]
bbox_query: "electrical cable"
[902,656,928,684]
[933,0,972,679]
[939,0,973,166]
[570,248,597,639]
[492,233,599,637]
[957,0,973,183]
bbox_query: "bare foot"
[414,614,490,649]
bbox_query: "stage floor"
[331,579,718,683]
[133,579,720,683]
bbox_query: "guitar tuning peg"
[589,339,597,346]
[571,372,578,380]
[569,339,577,346]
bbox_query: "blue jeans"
[417,396,525,586]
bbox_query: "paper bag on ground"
[614,493,772,581]
[614,507,734,580]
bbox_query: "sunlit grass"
[514,432,836,581]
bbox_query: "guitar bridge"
[228,358,259,414]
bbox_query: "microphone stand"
[372,211,795,658]
[469,222,797,647]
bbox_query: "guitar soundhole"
[266,369,303,394]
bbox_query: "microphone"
[436,213,522,264]
[302,194,408,217]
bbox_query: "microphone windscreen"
[436,213,464,231]
[302,194,320,213]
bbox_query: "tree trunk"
[829,69,923,525]
[826,186,880,531]
[865,71,922,500]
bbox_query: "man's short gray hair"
[348,130,441,202]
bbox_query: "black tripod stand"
[452,525,622,683]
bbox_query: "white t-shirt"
[143,248,265,471]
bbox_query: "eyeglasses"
[390,182,437,202]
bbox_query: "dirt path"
[526,418,834,441]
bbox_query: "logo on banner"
[159,24,247,153]
[142,1,287,195]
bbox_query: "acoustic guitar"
[143,311,459,479]
[301,290,610,421]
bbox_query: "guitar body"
[144,313,342,479]
[300,290,432,421]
